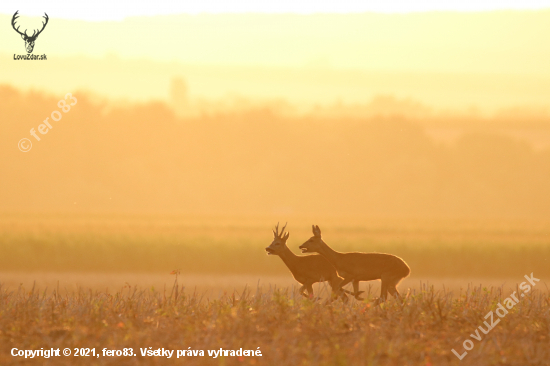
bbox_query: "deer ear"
[283,232,289,241]
[314,225,322,237]
[21,34,25,40]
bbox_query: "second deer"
[299,225,410,304]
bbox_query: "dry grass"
[1,280,549,366]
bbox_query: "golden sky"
[2,11,550,113]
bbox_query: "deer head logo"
[11,11,49,54]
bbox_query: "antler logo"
[11,11,49,54]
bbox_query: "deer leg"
[305,283,315,299]
[386,277,404,301]
[374,280,388,306]
[339,277,354,296]
[327,276,349,302]
[326,286,343,303]
[352,280,365,300]
[388,285,402,301]
[335,277,354,303]
[328,277,341,301]
[298,285,308,298]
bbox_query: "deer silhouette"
[265,223,352,301]
[300,225,410,304]
[12,11,49,54]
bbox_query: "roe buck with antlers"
[12,11,49,53]
[299,225,410,304]
[265,223,348,300]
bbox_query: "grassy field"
[1,280,549,365]
[1,215,549,365]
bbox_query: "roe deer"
[299,225,410,304]
[265,223,347,300]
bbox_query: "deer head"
[299,225,324,253]
[12,11,49,54]
[265,222,290,256]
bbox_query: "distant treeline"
[2,85,550,219]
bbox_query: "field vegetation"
[1,279,549,365]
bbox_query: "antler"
[273,222,288,238]
[11,11,25,36]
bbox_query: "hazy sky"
[2,10,550,111]
[2,0,550,20]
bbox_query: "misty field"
[1,215,549,279]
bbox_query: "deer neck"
[315,239,341,266]
[277,246,300,269]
